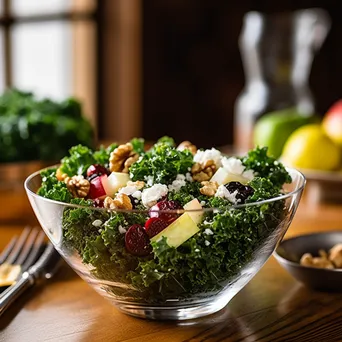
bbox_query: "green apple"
[151,213,199,248]
[183,198,203,224]
[254,108,318,158]
[211,167,249,185]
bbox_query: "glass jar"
[234,9,330,152]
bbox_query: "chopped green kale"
[60,145,95,176]
[37,168,72,203]
[241,146,291,189]
[129,143,194,184]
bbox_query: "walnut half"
[177,141,197,155]
[65,175,90,198]
[109,143,139,173]
[191,160,217,182]
[104,193,133,210]
[200,181,219,197]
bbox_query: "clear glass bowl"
[24,168,305,320]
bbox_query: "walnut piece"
[65,175,90,198]
[109,143,139,173]
[191,160,217,182]
[329,243,342,268]
[122,153,139,173]
[200,181,219,197]
[177,141,197,155]
[104,193,133,210]
[299,252,334,269]
[126,180,145,190]
[56,167,67,182]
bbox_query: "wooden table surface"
[0,195,342,342]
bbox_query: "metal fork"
[0,227,46,288]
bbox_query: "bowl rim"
[24,166,306,214]
[274,230,342,273]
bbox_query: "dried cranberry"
[145,217,169,238]
[93,198,104,208]
[149,200,183,223]
[224,182,254,203]
[128,195,137,209]
[86,164,110,178]
[125,224,152,256]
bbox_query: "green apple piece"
[183,198,203,225]
[151,213,199,248]
[104,172,130,196]
[210,167,248,185]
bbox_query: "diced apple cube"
[151,213,200,248]
[210,167,249,185]
[183,198,203,225]
[102,172,130,197]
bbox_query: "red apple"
[323,100,342,147]
[88,175,107,199]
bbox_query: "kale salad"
[38,137,292,302]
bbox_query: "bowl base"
[112,296,230,320]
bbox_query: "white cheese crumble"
[118,225,127,234]
[131,190,142,199]
[221,157,254,181]
[144,175,154,186]
[119,185,140,196]
[204,228,214,235]
[205,240,211,246]
[168,174,186,192]
[194,148,222,168]
[215,185,240,204]
[195,248,200,252]
[200,200,206,206]
[185,172,193,182]
[92,219,102,227]
[142,184,168,208]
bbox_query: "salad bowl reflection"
[25,167,305,320]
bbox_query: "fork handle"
[0,272,34,317]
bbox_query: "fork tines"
[0,227,46,286]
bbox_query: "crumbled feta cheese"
[144,175,154,186]
[200,200,206,206]
[204,228,214,235]
[195,248,200,252]
[221,157,254,181]
[194,148,222,168]
[215,185,239,204]
[205,240,210,246]
[168,174,186,192]
[142,184,168,208]
[119,185,139,196]
[131,190,142,199]
[185,172,193,182]
[118,225,127,234]
[92,219,102,227]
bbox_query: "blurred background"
[0,0,341,148]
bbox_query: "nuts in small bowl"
[274,231,342,292]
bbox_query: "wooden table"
[1,195,342,342]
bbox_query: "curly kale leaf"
[60,145,95,176]
[167,181,202,206]
[37,168,72,203]
[247,177,280,202]
[93,143,118,167]
[154,136,175,148]
[241,146,291,189]
[130,143,194,184]
[130,138,145,154]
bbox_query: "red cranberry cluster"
[125,200,182,256]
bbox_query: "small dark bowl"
[274,231,342,291]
